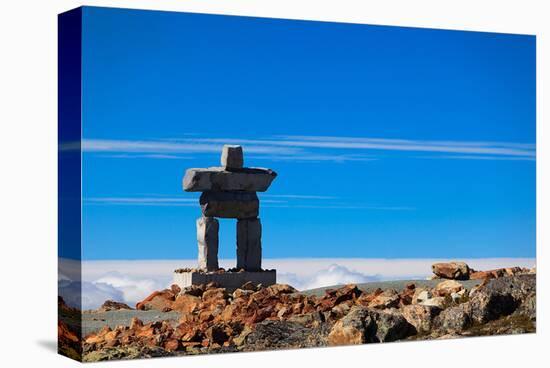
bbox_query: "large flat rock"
[183,167,277,192]
[200,191,259,219]
[173,270,276,291]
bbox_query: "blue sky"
[77,7,535,260]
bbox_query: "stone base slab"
[173,270,276,291]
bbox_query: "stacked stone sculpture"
[174,145,277,290]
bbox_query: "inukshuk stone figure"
[183,145,277,272]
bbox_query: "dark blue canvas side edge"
[58,7,83,362]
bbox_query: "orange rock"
[433,280,464,297]
[266,284,297,296]
[199,309,214,322]
[470,268,508,280]
[85,326,111,344]
[180,326,201,342]
[399,284,416,306]
[58,321,79,343]
[130,317,143,330]
[170,284,182,294]
[368,289,400,309]
[104,330,120,343]
[136,326,155,338]
[164,338,180,351]
[136,289,176,311]
[432,262,470,280]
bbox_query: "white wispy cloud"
[100,154,195,160]
[84,195,408,210]
[260,194,338,200]
[76,135,535,162]
[85,197,199,206]
[248,154,377,163]
[80,139,302,156]
[191,136,536,158]
[415,155,536,161]
[263,204,415,210]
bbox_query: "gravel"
[82,310,180,336]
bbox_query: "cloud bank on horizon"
[59,257,536,310]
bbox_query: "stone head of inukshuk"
[183,145,277,272]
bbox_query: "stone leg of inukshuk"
[196,216,219,271]
[237,217,262,271]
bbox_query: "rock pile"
[64,260,536,361]
[79,270,535,360]
[431,261,531,281]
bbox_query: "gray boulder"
[469,274,535,323]
[242,320,329,351]
[433,274,536,335]
[327,306,414,345]
[327,306,375,346]
[370,309,416,342]
[436,303,472,332]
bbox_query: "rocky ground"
[58,262,536,362]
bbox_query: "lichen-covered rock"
[436,303,472,332]
[514,293,536,321]
[243,320,328,351]
[370,309,416,342]
[83,346,173,362]
[327,306,414,345]
[402,304,441,334]
[469,274,535,323]
[327,306,374,346]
